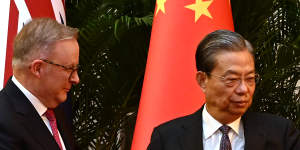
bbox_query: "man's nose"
[70,71,80,84]
[235,80,248,94]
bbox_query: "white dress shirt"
[202,104,245,150]
[12,76,66,150]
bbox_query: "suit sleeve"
[147,127,163,150]
[285,120,300,150]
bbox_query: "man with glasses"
[147,30,300,150]
[0,18,79,150]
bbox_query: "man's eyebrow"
[223,70,240,76]
[223,70,255,76]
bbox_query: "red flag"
[0,0,66,89]
[131,0,234,149]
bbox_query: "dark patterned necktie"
[219,125,232,150]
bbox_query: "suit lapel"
[242,112,266,150]
[179,108,204,150]
[18,112,60,150]
[5,79,60,150]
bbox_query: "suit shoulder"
[154,110,201,133]
[246,112,292,123]
[244,112,296,130]
[0,89,14,112]
[148,109,203,150]
[244,112,300,149]
[0,87,19,128]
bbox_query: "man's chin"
[60,96,68,103]
[230,108,248,116]
[54,94,68,107]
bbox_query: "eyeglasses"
[40,59,79,80]
[207,72,260,87]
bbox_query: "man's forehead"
[212,50,255,74]
[214,50,254,62]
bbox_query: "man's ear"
[29,60,43,78]
[196,71,207,91]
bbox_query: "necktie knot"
[219,125,231,135]
[45,109,56,121]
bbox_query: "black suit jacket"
[147,107,300,150]
[0,79,76,150]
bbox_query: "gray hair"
[13,18,78,70]
[195,30,253,73]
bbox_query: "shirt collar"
[202,104,242,139]
[12,76,48,116]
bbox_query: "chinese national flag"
[131,0,234,149]
[0,0,66,89]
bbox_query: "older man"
[0,18,79,150]
[147,30,300,150]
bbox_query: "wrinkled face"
[202,50,256,118]
[39,38,80,108]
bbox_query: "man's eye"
[246,77,255,82]
[225,78,239,84]
[64,67,74,71]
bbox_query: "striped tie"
[219,125,232,150]
[45,109,63,150]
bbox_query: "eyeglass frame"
[205,72,260,87]
[40,59,79,80]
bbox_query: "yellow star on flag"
[156,0,167,15]
[185,0,213,22]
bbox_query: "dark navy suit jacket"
[0,78,76,150]
[148,107,300,150]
